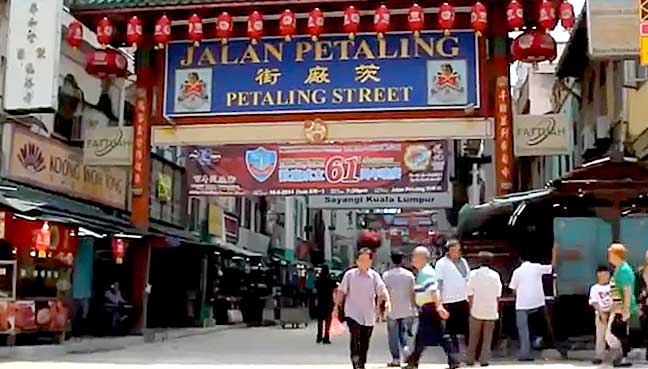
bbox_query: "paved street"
[0,323,630,368]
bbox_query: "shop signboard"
[165,31,480,117]
[4,0,63,111]
[187,141,448,196]
[514,114,572,156]
[208,204,224,239]
[587,0,639,59]
[7,126,129,209]
[83,127,133,166]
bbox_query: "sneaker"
[613,358,632,368]
[479,363,489,367]
[517,357,535,362]
[322,338,331,344]
[592,359,603,365]
[316,337,322,344]
[387,360,401,367]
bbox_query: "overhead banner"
[165,31,480,117]
[308,192,452,209]
[514,114,572,156]
[587,0,639,58]
[187,141,448,196]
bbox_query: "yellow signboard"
[208,204,224,238]
[8,126,128,209]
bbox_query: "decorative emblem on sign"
[404,144,432,172]
[429,63,465,102]
[18,143,45,173]
[245,147,277,183]
[177,71,209,111]
[304,118,328,143]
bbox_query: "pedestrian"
[466,251,502,367]
[435,239,471,352]
[509,244,563,361]
[634,250,648,362]
[336,248,390,369]
[315,265,338,344]
[607,243,638,368]
[589,265,612,365]
[383,251,417,367]
[405,246,456,369]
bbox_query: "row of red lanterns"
[67,3,492,50]
[506,0,575,32]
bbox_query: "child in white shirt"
[589,265,612,364]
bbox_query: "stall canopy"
[0,179,146,237]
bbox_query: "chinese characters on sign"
[166,32,480,116]
[132,88,149,195]
[4,0,62,111]
[495,76,513,194]
[186,141,448,196]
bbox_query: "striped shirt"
[415,264,438,306]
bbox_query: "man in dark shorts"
[435,240,471,351]
[406,247,456,369]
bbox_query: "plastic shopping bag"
[329,312,346,337]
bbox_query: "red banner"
[187,141,448,196]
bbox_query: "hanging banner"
[514,114,572,156]
[165,31,480,117]
[308,192,452,209]
[587,0,639,59]
[495,76,513,194]
[187,141,448,196]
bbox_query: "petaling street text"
[179,36,461,67]
[225,86,414,107]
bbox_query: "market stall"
[0,212,77,344]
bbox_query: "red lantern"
[216,12,234,44]
[374,5,390,39]
[188,14,203,46]
[511,29,557,64]
[278,9,296,42]
[559,1,575,30]
[408,3,425,38]
[154,15,172,50]
[358,230,382,250]
[111,239,128,264]
[67,21,83,49]
[96,17,114,47]
[438,2,456,35]
[86,49,128,78]
[538,0,557,32]
[343,6,360,40]
[126,16,143,49]
[308,8,325,42]
[35,223,50,259]
[247,11,264,44]
[507,0,525,31]
[471,2,488,37]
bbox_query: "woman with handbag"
[335,248,390,369]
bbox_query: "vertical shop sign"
[641,1,648,65]
[4,0,63,111]
[495,76,513,194]
[132,87,148,196]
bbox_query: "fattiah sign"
[164,31,480,117]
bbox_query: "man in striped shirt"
[406,247,456,369]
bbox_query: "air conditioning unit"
[624,59,648,87]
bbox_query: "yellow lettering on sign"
[314,41,334,61]
[295,42,313,62]
[304,66,331,84]
[353,40,376,60]
[264,43,283,63]
[333,40,352,61]
[198,47,217,66]
[414,38,435,57]
[180,46,195,67]
[221,44,239,64]
[378,38,398,59]
[437,36,460,57]
[240,45,261,64]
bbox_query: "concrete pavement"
[0,322,644,368]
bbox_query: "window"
[189,198,200,232]
[243,199,252,229]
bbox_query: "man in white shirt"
[466,251,502,366]
[383,252,417,367]
[509,245,561,361]
[435,239,471,352]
